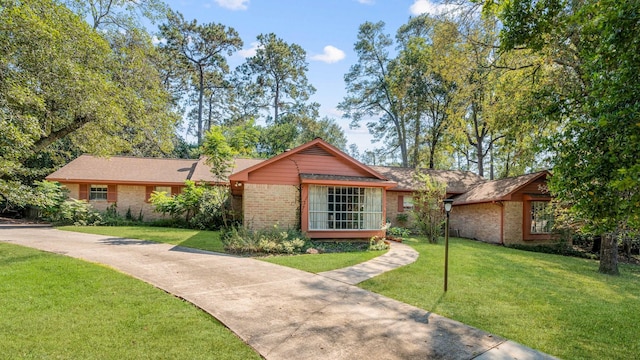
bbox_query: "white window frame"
[89,184,108,201]
[530,201,553,234]
[309,185,382,230]
[403,195,414,211]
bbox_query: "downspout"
[494,201,504,245]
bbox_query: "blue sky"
[161,0,452,152]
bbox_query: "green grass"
[261,250,387,273]
[359,236,640,360]
[0,242,260,359]
[59,226,225,252]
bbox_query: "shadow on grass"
[99,238,157,246]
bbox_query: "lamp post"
[443,198,454,292]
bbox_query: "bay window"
[309,185,383,230]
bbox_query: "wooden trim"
[299,178,396,188]
[79,184,88,200]
[145,186,153,203]
[171,186,181,196]
[106,185,117,203]
[301,184,310,233]
[306,230,384,239]
[522,198,554,241]
[397,195,404,213]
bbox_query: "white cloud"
[356,0,375,4]
[151,36,166,45]
[310,46,346,64]
[409,0,457,16]
[214,0,249,11]
[238,42,262,58]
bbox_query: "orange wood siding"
[248,153,374,185]
[306,230,385,239]
[510,178,549,201]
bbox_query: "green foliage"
[49,199,102,226]
[490,0,640,274]
[200,126,237,179]
[0,0,177,210]
[368,237,390,251]
[149,181,230,230]
[411,172,447,243]
[221,225,308,254]
[387,226,412,239]
[159,10,242,144]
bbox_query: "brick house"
[47,139,555,244]
[45,155,262,220]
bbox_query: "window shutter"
[397,195,404,212]
[145,186,153,202]
[171,186,180,196]
[79,184,88,200]
[107,185,117,203]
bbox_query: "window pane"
[155,186,171,194]
[89,185,108,201]
[308,185,383,230]
[531,201,553,234]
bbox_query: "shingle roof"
[46,155,265,185]
[452,171,550,205]
[191,158,264,182]
[370,166,486,194]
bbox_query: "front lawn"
[0,242,260,359]
[359,236,640,360]
[59,225,225,252]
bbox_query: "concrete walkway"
[319,241,419,284]
[0,224,556,360]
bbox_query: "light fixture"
[444,198,454,213]
[443,198,454,292]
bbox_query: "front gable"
[229,138,395,190]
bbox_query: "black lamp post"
[443,198,454,292]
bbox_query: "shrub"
[49,199,102,226]
[369,237,390,251]
[387,226,411,238]
[411,172,447,243]
[222,225,308,254]
[150,181,230,230]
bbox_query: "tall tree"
[63,0,167,31]
[159,11,242,145]
[340,21,411,167]
[235,33,317,125]
[391,16,459,169]
[485,0,640,274]
[0,0,175,206]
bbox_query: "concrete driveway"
[0,224,556,359]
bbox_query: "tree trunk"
[197,66,205,145]
[599,233,619,275]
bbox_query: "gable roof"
[46,155,264,186]
[190,158,264,183]
[229,138,390,183]
[370,166,486,194]
[452,170,551,205]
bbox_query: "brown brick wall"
[449,203,501,244]
[61,183,164,220]
[243,184,300,230]
[503,201,524,245]
[386,191,415,228]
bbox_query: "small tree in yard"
[411,172,447,243]
[150,180,230,229]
